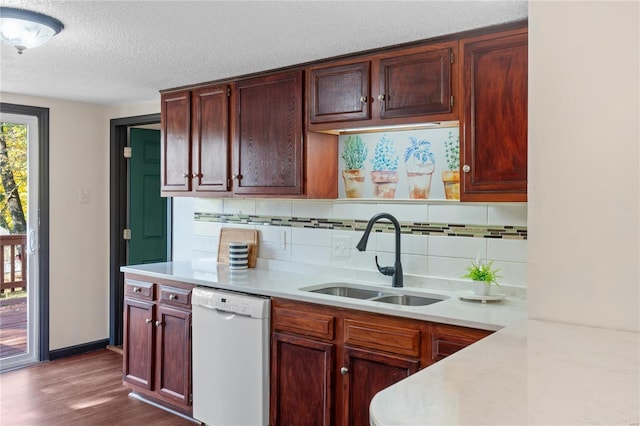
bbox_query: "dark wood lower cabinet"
[271,298,493,426]
[343,346,419,426]
[270,332,335,426]
[122,275,193,416]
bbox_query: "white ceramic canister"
[228,242,249,269]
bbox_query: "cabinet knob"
[155,320,162,327]
[463,164,471,173]
[133,286,141,293]
[359,96,368,103]
[377,94,386,101]
[183,173,189,178]
[340,367,349,375]
[145,318,152,324]
[232,174,243,180]
[169,294,177,301]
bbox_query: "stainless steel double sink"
[301,282,447,306]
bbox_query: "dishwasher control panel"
[192,287,270,319]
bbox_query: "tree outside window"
[0,123,28,235]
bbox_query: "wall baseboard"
[48,339,109,361]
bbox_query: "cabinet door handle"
[155,320,162,327]
[133,286,141,293]
[359,96,368,103]
[340,367,349,375]
[463,164,471,173]
[232,174,243,180]
[169,294,177,301]
[377,94,386,101]
[183,172,189,178]
[145,318,152,324]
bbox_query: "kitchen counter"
[370,319,640,425]
[121,259,527,331]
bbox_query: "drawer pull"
[169,294,177,301]
[145,318,152,324]
[340,367,349,375]
[133,286,141,293]
[155,320,162,327]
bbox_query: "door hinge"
[123,147,132,159]
[189,393,193,404]
[123,229,131,240]
[450,52,455,64]
[450,96,455,107]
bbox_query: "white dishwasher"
[192,287,270,426]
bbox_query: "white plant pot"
[471,280,492,296]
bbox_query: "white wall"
[528,2,639,331]
[0,93,160,350]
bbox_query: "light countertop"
[121,259,527,331]
[370,319,640,425]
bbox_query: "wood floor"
[0,349,195,425]
[0,296,27,358]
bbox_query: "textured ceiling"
[0,1,527,105]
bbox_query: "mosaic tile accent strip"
[194,213,527,240]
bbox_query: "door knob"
[463,164,471,173]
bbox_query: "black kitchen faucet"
[356,213,403,288]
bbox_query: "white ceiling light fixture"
[0,7,64,54]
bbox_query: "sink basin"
[308,285,385,300]
[372,294,444,306]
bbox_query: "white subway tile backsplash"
[222,199,256,215]
[292,227,332,247]
[401,253,429,276]
[256,200,292,216]
[292,245,332,265]
[260,241,292,261]
[428,235,487,259]
[332,202,377,220]
[194,198,223,213]
[377,233,428,256]
[487,239,528,263]
[194,221,222,237]
[193,235,218,253]
[488,204,527,226]
[492,261,527,286]
[292,200,333,218]
[429,204,488,224]
[375,203,429,222]
[427,256,474,279]
[256,225,290,244]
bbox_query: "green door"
[128,128,168,265]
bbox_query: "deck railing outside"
[1,234,26,293]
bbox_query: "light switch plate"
[79,188,90,204]
[332,235,351,259]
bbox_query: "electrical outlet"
[332,235,351,259]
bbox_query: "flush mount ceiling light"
[0,7,64,54]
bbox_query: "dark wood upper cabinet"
[309,61,371,124]
[379,47,453,119]
[460,28,528,201]
[191,84,231,193]
[160,90,191,192]
[234,70,304,196]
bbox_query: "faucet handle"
[375,256,395,277]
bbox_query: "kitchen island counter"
[370,318,639,425]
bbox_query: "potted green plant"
[341,135,368,198]
[462,259,501,295]
[442,130,460,200]
[370,134,399,198]
[404,137,436,199]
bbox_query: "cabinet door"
[342,346,419,426]
[271,332,335,426]
[191,84,231,192]
[234,70,304,195]
[460,30,528,201]
[379,47,453,119]
[123,298,155,390]
[309,61,371,124]
[155,305,191,406]
[160,90,191,192]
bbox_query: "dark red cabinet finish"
[460,28,528,201]
[309,61,371,124]
[379,47,453,119]
[123,298,155,390]
[160,90,191,192]
[234,70,304,196]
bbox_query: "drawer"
[158,285,191,308]
[344,319,421,358]
[431,324,492,362]
[125,279,154,301]
[272,306,335,341]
